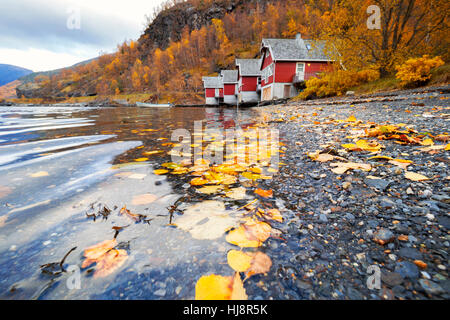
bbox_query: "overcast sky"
[0,0,164,71]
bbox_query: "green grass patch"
[350,76,401,94]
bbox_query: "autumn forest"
[31,0,449,104]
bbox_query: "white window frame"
[296,62,305,74]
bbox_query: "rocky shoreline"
[253,84,450,299]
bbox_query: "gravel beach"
[253,85,450,299]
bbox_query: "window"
[296,62,305,74]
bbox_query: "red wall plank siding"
[205,88,215,98]
[261,52,273,69]
[261,75,273,87]
[261,50,274,87]
[275,61,296,83]
[224,84,235,95]
[305,62,330,80]
[219,88,223,97]
[241,76,258,92]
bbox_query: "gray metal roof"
[220,70,238,83]
[202,76,223,88]
[261,37,333,61]
[235,59,261,76]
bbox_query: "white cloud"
[0,0,165,71]
[0,47,99,72]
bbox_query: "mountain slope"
[19,57,98,84]
[0,64,33,86]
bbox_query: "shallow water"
[0,105,285,300]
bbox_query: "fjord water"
[0,105,262,299]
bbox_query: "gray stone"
[373,228,395,245]
[365,178,391,192]
[381,271,404,287]
[398,247,423,260]
[319,213,328,223]
[419,279,444,295]
[395,261,419,279]
[154,288,166,296]
[379,197,396,209]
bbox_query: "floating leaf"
[175,201,238,240]
[93,249,128,278]
[119,206,146,222]
[245,252,272,278]
[227,250,272,279]
[81,239,128,277]
[153,169,169,175]
[82,239,117,267]
[30,171,49,178]
[227,250,252,272]
[243,220,271,243]
[0,185,12,199]
[347,115,357,122]
[195,273,247,300]
[128,173,147,180]
[131,193,158,205]
[226,225,261,248]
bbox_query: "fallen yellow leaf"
[404,171,429,181]
[195,273,247,300]
[131,193,158,205]
[227,250,252,272]
[30,171,49,178]
[153,169,169,175]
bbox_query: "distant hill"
[0,64,33,86]
[18,57,98,83]
[0,80,21,99]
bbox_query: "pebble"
[373,228,395,245]
[381,271,403,287]
[388,254,397,261]
[175,286,182,295]
[153,289,166,297]
[379,197,396,209]
[418,279,444,295]
[395,261,419,279]
[398,247,423,260]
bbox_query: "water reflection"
[0,105,280,300]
